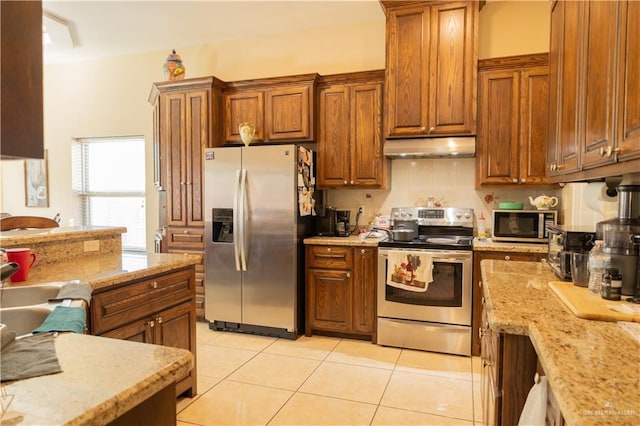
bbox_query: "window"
[72,137,146,251]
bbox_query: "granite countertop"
[4,252,201,292]
[304,234,385,247]
[481,259,640,426]
[473,237,548,253]
[2,333,193,425]
[0,226,127,247]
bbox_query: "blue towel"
[32,306,86,335]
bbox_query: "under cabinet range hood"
[383,137,476,159]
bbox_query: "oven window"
[494,212,539,237]
[385,261,462,307]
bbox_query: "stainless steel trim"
[232,169,241,272]
[239,168,248,271]
[383,137,475,158]
[377,317,472,356]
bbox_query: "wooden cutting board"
[548,281,640,323]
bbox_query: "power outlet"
[357,205,364,216]
[84,240,100,252]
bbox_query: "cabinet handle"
[429,126,435,133]
[504,255,511,260]
[421,126,427,132]
[147,320,155,328]
[482,360,491,368]
[183,230,189,234]
[346,272,351,278]
[479,327,486,338]
[156,316,163,324]
[512,179,518,183]
[151,281,158,289]
[521,178,526,183]
[479,280,482,288]
[482,296,485,305]
[361,249,365,254]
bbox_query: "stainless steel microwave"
[491,210,557,243]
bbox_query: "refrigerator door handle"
[239,168,248,271]
[232,169,242,272]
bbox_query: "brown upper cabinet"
[317,70,387,189]
[1,1,44,159]
[547,0,640,182]
[223,74,318,144]
[381,1,478,138]
[477,54,552,187]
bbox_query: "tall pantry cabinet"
[150,77,224,320]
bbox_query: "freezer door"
[204,147,242,323]
[241,145,298,331]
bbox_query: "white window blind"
[72,137,146,251]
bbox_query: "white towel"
[386,250,433,292]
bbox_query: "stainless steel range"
[377,207,474,356]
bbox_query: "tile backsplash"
[326,158,563,234]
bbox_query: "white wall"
[4,1,596,246]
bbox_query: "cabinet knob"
[482,360,491,368]
[183,230,189,234]
[147,320,155,328]
[478,280,483,288]
[421,127,427,132]
[344,180,348,185]
[429,126,435,133]
[346,272,351,278]
[327,248,331,252]
[479,327,486,338]
[156,316,163,324]
[361,249,365,254]
[151,281,158,289]
[504,255,511,260]
[512,179,518,183]
[521,178,526,183]
[350,180,354,185]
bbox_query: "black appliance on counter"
[335,210,351,237]
[547,224,596,280]
[315,206,336,236]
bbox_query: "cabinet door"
[520,66,550,185]
[154,302,196,353]
[617,0,640,162]
[428,1,477,135]
[350,82,384,187]
[164,92,187,226]
[307,268,353,333]
[477,70,520,185]
[385,5,431,137]
[548,1,583,176]
[265,85,311,141]
[580,0,620,169]
[224,91,264,143]
[317,85,350,187]
[352,247,376,334]
[185,90,208,227]
[101,317,154,344]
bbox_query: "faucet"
[0,262,19,287]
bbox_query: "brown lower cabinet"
[480,295,538,426]
[90,266,197,398]
[305,245,376,341]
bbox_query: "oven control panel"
[391,207,474,228]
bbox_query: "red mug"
[5,248,37,282]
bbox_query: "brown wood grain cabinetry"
[150,78,224,320]
[317,71,387,189]
[0,1,43,159]
[477,54,551,187]
[224,74,317,143]
[90,267,197,398]
[382,1,478,138]
[472,250,546,356]
[480,290,538,426]
[547,0,640,181]
[305,245,376,340]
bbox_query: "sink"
[0,306,54,336]
[0,282,70,308]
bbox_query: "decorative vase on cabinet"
[239,122,256,146]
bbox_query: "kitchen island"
[1,332,192,425]
[481,259,640,426]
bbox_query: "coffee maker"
[596,185,640,296]
[335,210,351,237]
[315,206,336,236]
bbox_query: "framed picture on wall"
[24,150,49,207]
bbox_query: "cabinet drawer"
[306,246,352,269]
[166,227,205,249]
[91,268,194,335]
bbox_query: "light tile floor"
[176,322,484,425]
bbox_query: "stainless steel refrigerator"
[204,144,316,339]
